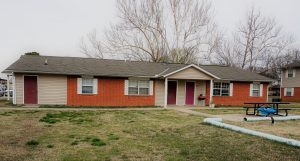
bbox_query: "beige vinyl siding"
[167,67,213,80]
[15,74,24,104]
[195,81,206,106]
[155,79,165,106]
[38,75,67,105]
[282,68,300,87]
[177,80,185,105]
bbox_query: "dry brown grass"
[228,119,300,140]
[0,109,299,161]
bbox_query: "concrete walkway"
[172,108,217,117]
[172,108,246,122]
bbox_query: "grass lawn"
[0,110,299,161]
[227,119,300,141]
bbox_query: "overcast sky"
[1,0,300,78]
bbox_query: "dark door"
[185,82,195,105]
[167,81,177,105]
[24,76,38,104]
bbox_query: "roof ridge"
[22,55,188,65]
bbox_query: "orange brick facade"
[281,87,300,102]
[205,81,269,106]
[67,76,155,106]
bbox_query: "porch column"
[164,78,168,108]
[12,73,16,104]
[209,79,214,108]
[6,75,10,101]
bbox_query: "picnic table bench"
[244,102,291,116]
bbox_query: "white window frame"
[82,78,94,94]
[285,87,294,96]
[125,79,153,96]
[213,82,230,96]
[252,83,260,97]
[287,69,294,78]
[128,80,150,95]
[77,78,98,95]
[250,83,263,97]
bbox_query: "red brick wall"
[205,81,269,106]
[281,87,300,102]
[67,76,155,106]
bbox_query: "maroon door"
[24,76,38,104]
[167,81,177,105]
[185,82,195,105]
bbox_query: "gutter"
[204,118,300,148]
[2,70,158,78]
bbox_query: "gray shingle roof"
[199,65,273,82]
[3,55,187,77]
[3,55,272,82]
[285,60,300,68]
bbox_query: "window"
[285,88,293,96]
[128,80,150,95]
[287,69,294,78]
[82,78,94,94]
[252,83,260,97]
[213,82,230,96]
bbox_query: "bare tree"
[212,7,293,70]
[80,29,104,59]
[234,7,293,71]
[80,0,220,64]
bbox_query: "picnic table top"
[244,102,290,105]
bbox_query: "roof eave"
[2,70,158,78]
[219,79,273,82]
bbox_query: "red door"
[185,82,195,105]
[167,81,177,105]
[24,76,38,104]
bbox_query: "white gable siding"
[167,67,213,80]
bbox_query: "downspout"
[209,80,214,108]
[204,118,300,148]
[7,75,10,101]
[12,73,16,105]
[280,71,283,100]
[164,78,168,108]
[266,83,270,102]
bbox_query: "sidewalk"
[172,107,246,122]
[172,108,217,117]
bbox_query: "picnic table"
[244,102,290,116]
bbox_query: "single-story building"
[281,60,300,102]
[2,55,273,107]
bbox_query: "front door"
[167,81,177,105]
[24,76,38,104]
[185,82,195,105]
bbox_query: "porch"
[154,65,217,108]
[162,79,213,108]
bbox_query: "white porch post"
[164,78,168,108]
[209,79,214,108]
[7,75,10,101]
[12,73,16,104]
